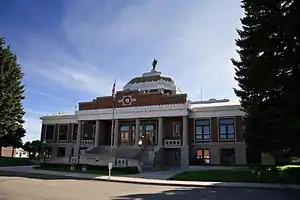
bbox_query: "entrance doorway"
[220,148,235,165]
[144,124,156,147]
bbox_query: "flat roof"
[190,100,240,109]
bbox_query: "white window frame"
[173,122,180,137]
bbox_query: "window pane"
[228,125,235,133]
[219,118,234,125]
[203,135,210,139]
[196,120,210,126]
[228,134,235,139]
[120,132,129,144]
[146,125,154,131]
[173,122,180,136]
[46,125,54,140]
[196,126,202,134]
[120,126,129,131]
[196,135,203,140]
[59,125,68,140]
[203,126,210,135]
[220,134,227,139]
[219,125,226,134]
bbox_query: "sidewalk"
[0,165,299,190]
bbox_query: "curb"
[94,177,300,190]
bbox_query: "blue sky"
[0,0,244,142]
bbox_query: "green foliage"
[0,37,25,141]
[22,140,41,159]
[0,127,25,148]
[36,163,139,175]
[170,166,300,184]
[232,1,300,155]
[0,157,34,166]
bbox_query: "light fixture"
[138,139,143,147]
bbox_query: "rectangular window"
[72,124,78,141]
[196,148,210,164]
[45,125,54,140]
[173,122,180,137]
[195,119,210,141]
[120,125,130,145]
[219,118,235,140]
[44,147,52,159]
[58,124,68,141]
[57,147,65,157]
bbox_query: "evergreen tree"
[0,37,25,155]
[232,0,300,156]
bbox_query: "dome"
[128,74,173,84]
[123,59,177,94]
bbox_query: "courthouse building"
[40,62,246,169]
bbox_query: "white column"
[94,120,100,147]
[182,116,188,146]
[135,118,140,147]
[158,117,164,147]
[74,121,82,156]
[113,119,119,148]
[181,116,189,168]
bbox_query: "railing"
[164,139,181,148]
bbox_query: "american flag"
[112,79,116,107]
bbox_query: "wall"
[79,91,187,110]
[1,147,15,157]
[188,115,246,165]
[190,142,247,165]
[188,116,244,144]
[163,117,182,141]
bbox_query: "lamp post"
[138,139,143,167]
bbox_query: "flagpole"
[110,106,115,153]
[110,78,116,154]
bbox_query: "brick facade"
[235,116,244,142]
[79,91,187,110]
[163,117,182,141]
[1,147,15,157]
[211,117,219,142]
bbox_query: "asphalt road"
[0,171,299,200]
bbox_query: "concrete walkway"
[0,165,299,190]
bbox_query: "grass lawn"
[169,165,300,184]
[0,157,35,166]
[34,164,139,176]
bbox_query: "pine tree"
[0,37,25,155]
[232,0,300,156]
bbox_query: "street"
[0,171,299,200]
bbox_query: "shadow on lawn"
[111,187,300,200]
[0,170,95,181]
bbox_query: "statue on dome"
[152,58,158,71]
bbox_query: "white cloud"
[61,0,244,100]
[23,115,41,142]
